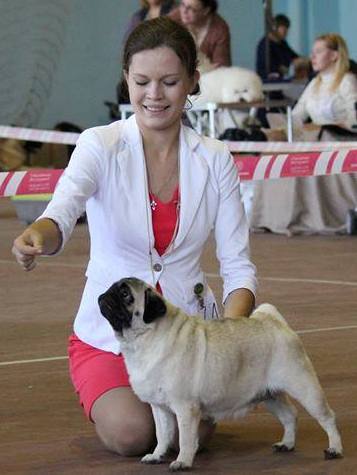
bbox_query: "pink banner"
[0,169,63,197]
[16,169,63,194]
[233,149,357,181]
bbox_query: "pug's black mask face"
[99,278,168,337]
[98,281,134,335]
[143,287,167,324]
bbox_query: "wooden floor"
[1,197,356,474]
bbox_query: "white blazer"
[40,115,257,353]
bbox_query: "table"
[119,98,295,142]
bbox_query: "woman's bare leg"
[91,387,156,456]
[91,387,216,457]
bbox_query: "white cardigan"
[40,115,257,353]
[292,71,357,131]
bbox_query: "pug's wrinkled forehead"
[118,278,158,310]
[119,278,167,324]
[122,277,150,294]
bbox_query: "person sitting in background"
[169,0,231,73]
[250,34,357,235]
[264,34,357,141]
[256,14,299,81]
[123,0,176,42]
[255,14,305,128]
[292,33,357,140]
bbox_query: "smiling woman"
[117,0,177,104]
[12,16,257,459]
[121,17,200,204]
[124,48,197,137]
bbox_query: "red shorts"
[68,334,131,421]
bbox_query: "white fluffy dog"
[194,66,264,105]
[190,66,264,135]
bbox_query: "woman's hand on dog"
[224,288,255,318]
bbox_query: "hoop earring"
[184,97,193,111]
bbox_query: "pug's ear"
[143,288,167,323]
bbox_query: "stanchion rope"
[1,125,356,197]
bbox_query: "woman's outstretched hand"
[12,218,62,271]
[12,227,44,271]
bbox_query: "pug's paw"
[324,448,343,460]
[272,442,295,452]
[169,460,192,471]
[141,453,165,464]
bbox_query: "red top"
[149,186,180,294]
[149,186,180,256]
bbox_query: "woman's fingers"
[12,231,43,271]
[11,244,35,270]
[13,232,43,254]
[12,240,42,255]
[20,256,37,271]
[11,249,36,271]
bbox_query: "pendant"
[150,199,157,211]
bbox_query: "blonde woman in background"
[250,33,357,235]
[293,33,357,139]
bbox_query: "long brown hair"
[315,33,350,91]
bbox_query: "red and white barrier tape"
[0,125,79,145]
[1,125,357,152]
[233,149,357,181]
[1,149,357,197]
[227,140,357,153]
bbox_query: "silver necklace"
[148,158,178,211]
[142,147,181,285]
